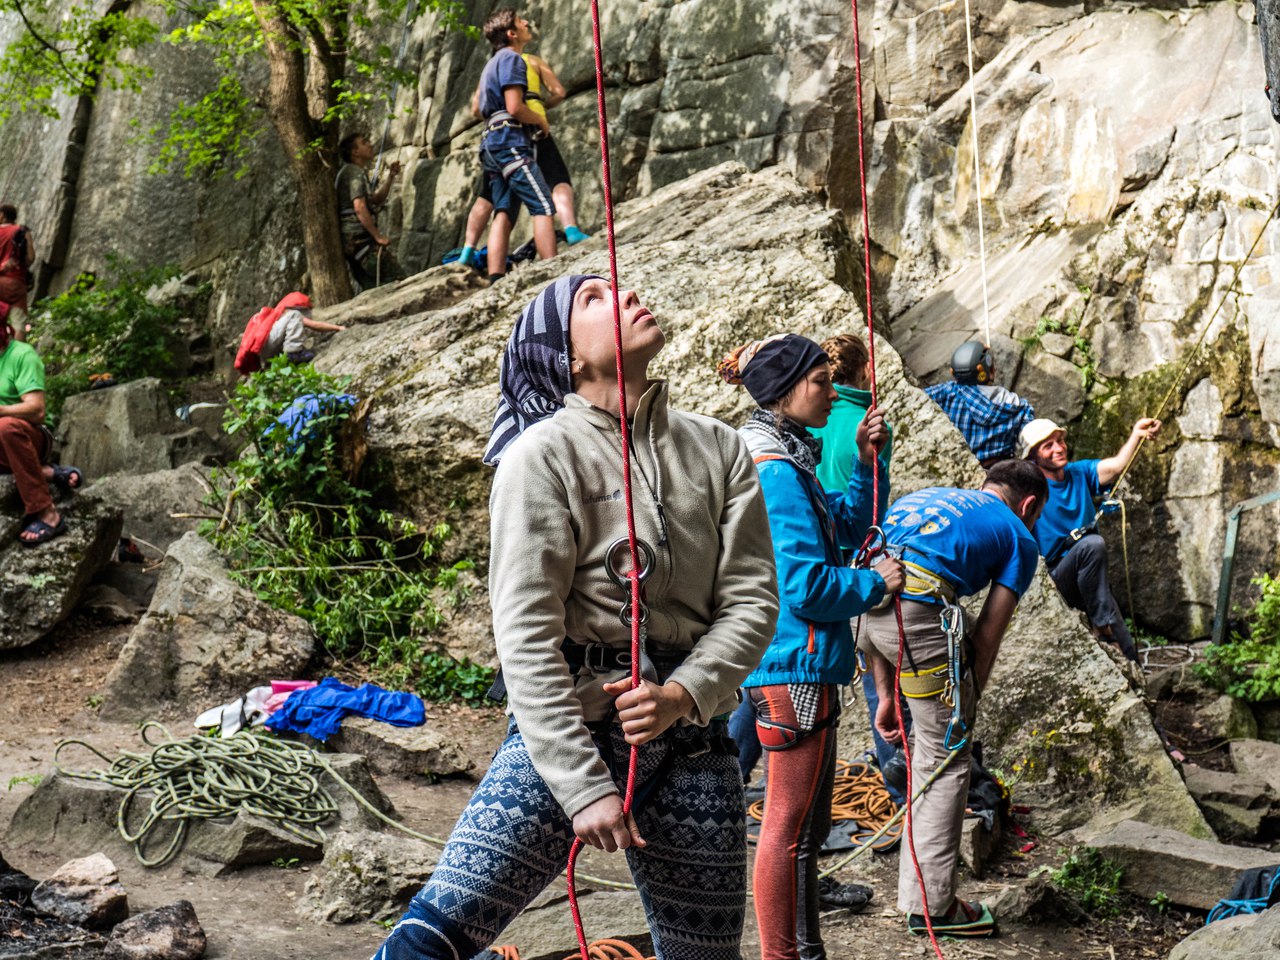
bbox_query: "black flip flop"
[18,516,67,547]
[51,465,84,492]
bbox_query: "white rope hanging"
[960,0,993,348]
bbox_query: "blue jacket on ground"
[739,422,888,687]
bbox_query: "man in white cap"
[1020,416,1161,660]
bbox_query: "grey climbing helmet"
[950,340,993,385]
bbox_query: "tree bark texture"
[252,0,352,305]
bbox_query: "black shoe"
[818,875,873,911]
[882,749,908,796]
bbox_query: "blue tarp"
[270,393,358,449]
[265,677,425,741]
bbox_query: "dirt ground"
[1,613,1202,960]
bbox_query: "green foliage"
[1021,307,1099,391]
[1127,619,1172,648]
[6,773,44,791]
[1048,847,1125,918]
[206,359,492,704]
[0,0,158,122]
[1150,891,1171,914]
[85,693,104,709]
[272,857,302,869]
[30,259,184,425]
[1198,573,1280,702]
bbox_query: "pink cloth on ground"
[264,679,317,714]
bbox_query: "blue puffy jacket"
[740,422,888,687]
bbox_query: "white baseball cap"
[1019,418,1065,460]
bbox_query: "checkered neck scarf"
[745,407,823,475]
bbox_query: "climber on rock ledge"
[1021,416,1162,662]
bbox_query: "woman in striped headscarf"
[375,275,779,960]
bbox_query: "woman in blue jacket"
[720,333,903,960]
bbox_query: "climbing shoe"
[565,225,591,245]
[907,898,997,937]
[882,748,908,796]
[817,875,873,911]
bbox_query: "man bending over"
[860,459,1047,937]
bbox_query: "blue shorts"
[480,142,555,219]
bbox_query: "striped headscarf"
[483,274,602,466]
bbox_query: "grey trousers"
[861,600,975,917]
[1049,534,1137,661]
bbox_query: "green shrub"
[205,359,492,704]
[29,259,186,425]
[1047,847,1124,917]
[1197,573,1280,702]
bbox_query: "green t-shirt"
[0,340,45,406]
[336,162,373,238]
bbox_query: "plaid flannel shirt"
[924,381,1036,462]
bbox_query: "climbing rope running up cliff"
[848,0,946,953]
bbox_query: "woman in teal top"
[811,333,892,486]
[810,333,905,805]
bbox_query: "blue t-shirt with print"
[884,487,1040,603]
[478,48,532,154]
[1031,459,1103,559]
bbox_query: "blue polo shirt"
[1032,459,1103,559]
[884,487,1040,603]
[478,48,531,154]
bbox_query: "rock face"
[872,1,1280,638]
[58,379,216,481]
[104,900,207,960]
[300,830,436,924]
[29,853,129,930]
[0,480,124,650]
[1168,904,1280,960]
[99,532,314,720]
[321,163,1204,840]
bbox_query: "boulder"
[1252,701,1280,744]
[322,162,1205,841]
[1230,739,1280,795]
[58,378,216,481]
[311,262,487,329]
[104,900,207,960]
[299,830,436,924]
[958,815,1000,880]
[1182,766,1274,811]
[30,853,128,929]
[1197,801,1264,843]
[6,754,391,876]
[327,716,473,779]
[99,532,314,720]
[985,873,1086,926]
[1168,904,1280,960]
[86,463,213,552]
[0,483,124,650]
[1080,819,1278,910]
[1198,695,1259,744]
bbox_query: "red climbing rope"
[850,1,944,956]
[565,4,644,960]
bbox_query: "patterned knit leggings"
[372,721,746,960]
[748,684,839,960]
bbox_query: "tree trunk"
[252,0,351,305]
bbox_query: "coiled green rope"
[55,723,347,867]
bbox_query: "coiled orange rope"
[747,759,903,851]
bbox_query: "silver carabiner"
[604,537,656,590]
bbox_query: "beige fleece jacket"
[488,380,779,818]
